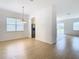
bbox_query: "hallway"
[0,35,79,59]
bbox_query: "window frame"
[73,22,79,31]
[6,17,25,32]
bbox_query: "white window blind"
[7,17,24,32]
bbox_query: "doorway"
[57,21,65,40]
[31,24,35,38]
[31,17,35,38]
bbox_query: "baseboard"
[35,39,56,45]
[65,33,79,37]
[0,37,28,42]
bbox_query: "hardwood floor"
[0,35,79,59]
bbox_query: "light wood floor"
[0,35,79,59]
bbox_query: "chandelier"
[22,6,26,23]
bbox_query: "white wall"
[31,6,57,44]
[28,17,32,38]
[64,18,79,36]
[0,9,29,41]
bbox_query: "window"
[57,22,64,33]
[7,17,24,32]
[73,22,79,30]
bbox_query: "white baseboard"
[0,37,28,41]
[35,39,56,44]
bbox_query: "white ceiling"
[0,0,54,15]
[57,0,79,20]
[0,0,79,20]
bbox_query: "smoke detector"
[66,13,71,15]
[30,0,34,2]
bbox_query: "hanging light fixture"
[22,6,27,23]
